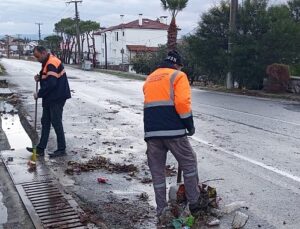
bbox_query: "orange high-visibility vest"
[41,55,66,80]
[143,68,193,139]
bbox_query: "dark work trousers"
[146,136,200,216]
[38,100,66,150]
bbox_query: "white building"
[0,41,5,55]
[23,41,38,53]
[83,16,168,66]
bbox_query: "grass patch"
[94,69,146,81]
[0,64,5,75]
[195,85,300,101]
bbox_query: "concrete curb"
[194,86,300,102]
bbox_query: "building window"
[115,32,118,41]
[123,31,125,36]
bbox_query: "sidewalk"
[194,85,300,102]
[71,64,300,102]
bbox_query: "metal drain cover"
[1,149,85,229]
[17,180,84,228]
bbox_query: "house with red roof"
[83,15,168,67]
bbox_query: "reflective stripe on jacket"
[143,67,194,139]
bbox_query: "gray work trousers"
[146,136,200,215]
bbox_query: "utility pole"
[66,0,82,65]
[120,15,124,64]
[104,33,108,69]
[5,35,10,58]
[35,23,43,43]
[17,34,21,59]
[226,0,238,89]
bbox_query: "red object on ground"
[97,177,108,184]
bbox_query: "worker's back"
[144,67,177,104]
[143,65,190,140]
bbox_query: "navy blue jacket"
[38,54,71,107]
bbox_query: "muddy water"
[0,191,7,227]
[0,102,10,227]
[0,102,31,227]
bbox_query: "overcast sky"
[0,0,287,37]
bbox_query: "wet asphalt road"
[1,58,300,229]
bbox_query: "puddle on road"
[1,113,31,150]
[284,103,300,112]
[0,191,7,226]
[0,102,29,226]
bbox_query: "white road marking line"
[191,136,300,183]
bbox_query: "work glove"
[33,92,38,100]
[34,74,40,82]
[187,127,195,136]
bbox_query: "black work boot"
[189,195,209,217]
[26,147,45,156]
[48,149,66,158]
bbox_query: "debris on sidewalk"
[79,210,108,228]
[141,177,152,184]
[124,176,133,181]
[206,216,220,226]
[158,183,221,228]
[138,192,149,201]
[128,171,136,177]
[158,181,249,228]
[65,156,138,175]
[232,211,249,228]
[7,93,20,105]
[97,177,109,184]
[165,165,177,177]
[222,201,247,214]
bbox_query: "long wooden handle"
[177,166,182,184]
[34,81,38,132]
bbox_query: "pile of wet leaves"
[65,156,138,175]
[159,184,223,229]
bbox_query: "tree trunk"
[167,16,178,51]
[58,33,64,60]
[91,33,96,68]
[87,32,91,60]
[66,39,70,64]
[70,37,75,64]
[81,34,85,60]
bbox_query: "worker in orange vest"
[26,46,71,158]
[143,50,207,218]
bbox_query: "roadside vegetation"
[132,0,300,90]
[0,64,5,75]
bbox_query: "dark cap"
[165,50,183,66]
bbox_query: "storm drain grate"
[21,180,84,229]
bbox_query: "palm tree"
[161,0,189,50]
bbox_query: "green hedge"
[290,64,300,76]
[0,64,4,75]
